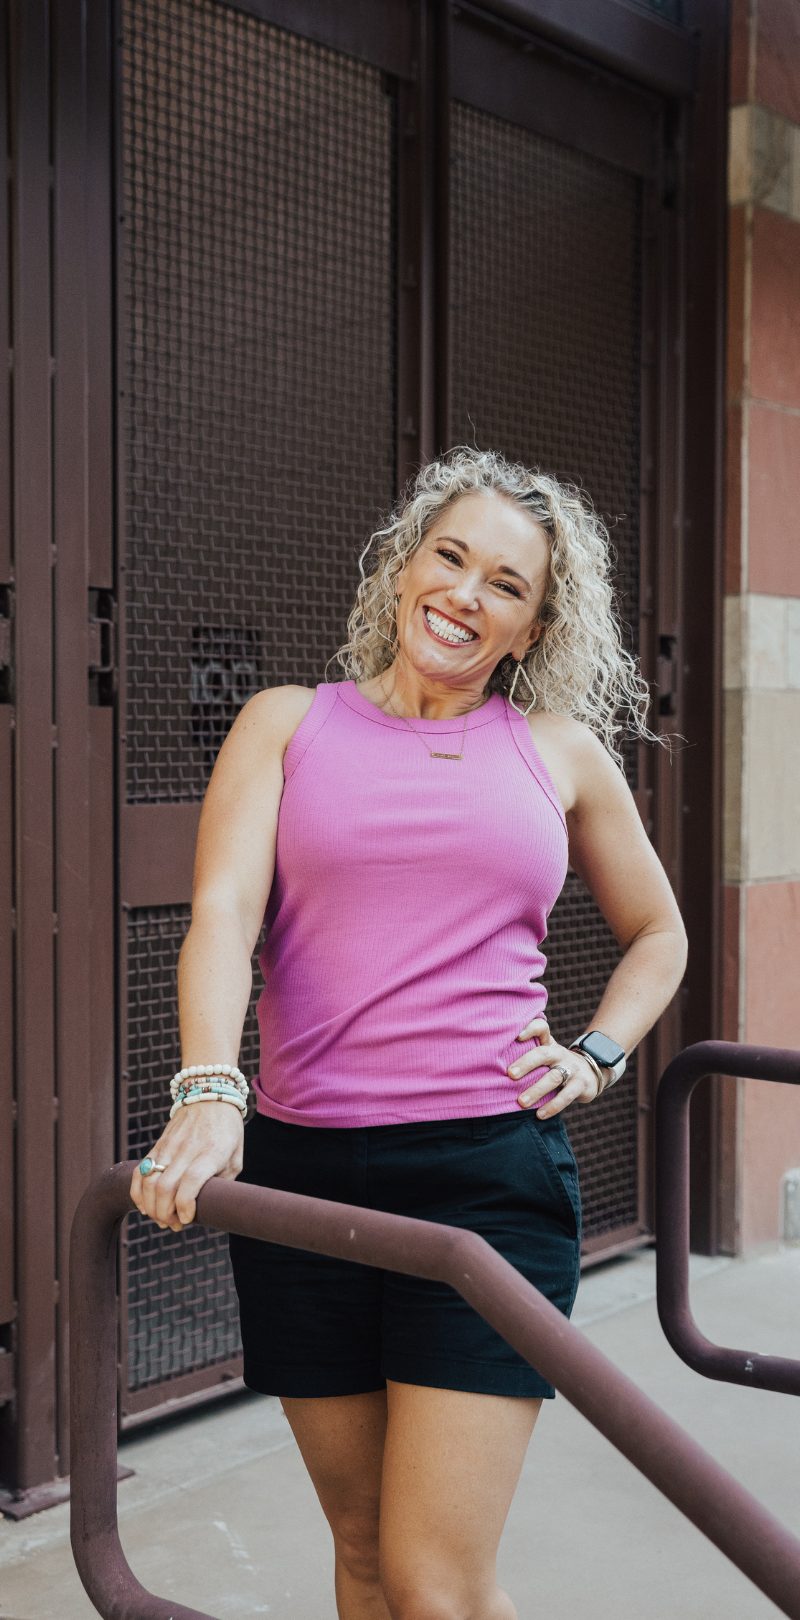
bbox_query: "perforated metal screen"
[121,0,396,804]
[124,906,263,1392]
[449,104,643,1239]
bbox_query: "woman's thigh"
[282,1390,388,1549]
[379,1381,541,1608]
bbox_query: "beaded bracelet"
[169,1085,247,1121]
[170,1064,247,1100]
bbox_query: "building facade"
[0,0,790,1499]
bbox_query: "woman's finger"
[535,1075,584,1118]
[516,1016,550,1043]
[508,1041,564,1080]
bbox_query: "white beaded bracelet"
[170,1063,247,1100]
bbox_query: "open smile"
[423,606,478,646]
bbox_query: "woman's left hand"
[508,1016,601,1118]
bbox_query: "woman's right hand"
[130,1101,245,1234]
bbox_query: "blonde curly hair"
[335,448,655,767]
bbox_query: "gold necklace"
[383,690,470,760]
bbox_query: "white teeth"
[425,608,475,644]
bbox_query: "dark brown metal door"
[447,7,672,1262]
[116,0,406,1423]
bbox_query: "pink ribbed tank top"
[254,682,569,1127]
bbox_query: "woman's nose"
[447,575,481,611]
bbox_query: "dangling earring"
[508,657,536,715]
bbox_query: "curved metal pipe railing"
[656,1039,800,1395]
[71,1158,800,1620]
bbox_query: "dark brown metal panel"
[0,0,10,583]
[89,709,115,1179]
[221,0,414,79]
[86,0,114,589]
[0,710,13,1326]
[10,0,57,1488]
[679,0,729,1254]
[480,0,697,97]
[452,10,661,179]
[448,82,664,1255]
[396,0,450,484]
[115,0,402,1413]
[120,804,201,908]
[52,0,99,1476]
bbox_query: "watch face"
[583,1031,625,1069]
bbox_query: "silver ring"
[550,1064,572,1087]
[139,1157,169,1177]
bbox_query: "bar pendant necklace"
[397,710,469,760]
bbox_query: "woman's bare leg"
[282,1390,391,1620]
[283,1382,540,1620]
[379,1382,541,1620]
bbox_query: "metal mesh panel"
[542,876,638,1238]
[121,0,396,801]
[450,105,643,1242]
[124,905,263,1391]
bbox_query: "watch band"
[569,1044,606,1097]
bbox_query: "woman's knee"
[332,1505,382,1586]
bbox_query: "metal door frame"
[1,0,727,1486]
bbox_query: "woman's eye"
[495,581,520,597]
[437,548,461,565]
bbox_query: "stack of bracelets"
[169,1064,249,1120]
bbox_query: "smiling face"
[394,491,550,694]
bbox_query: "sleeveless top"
[254,681,569,1127]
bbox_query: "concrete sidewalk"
[1,1244,799,1619]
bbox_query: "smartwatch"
[569,1030,626,1090]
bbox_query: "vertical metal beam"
[679,0,729,1253]
[85,0,116,1187]
[0,0,16,1346]
[10,0,57,1487]
[52,0,95,1476]
[396,0,450,490]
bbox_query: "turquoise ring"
[139,1157,167,1177]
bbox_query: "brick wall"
[724,0,800,1248]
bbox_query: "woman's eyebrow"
[434,534,531,588]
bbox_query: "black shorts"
[229,1109,581,1401]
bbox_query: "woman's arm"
[510,717,687,1116]
[130,685,314,1232]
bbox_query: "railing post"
[656,1039,800,1395]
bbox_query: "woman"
[132,449,686,1620]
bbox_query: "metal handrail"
[71,1158,800,1620]
[656,1040,800,1395]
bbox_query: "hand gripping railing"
[656,1040,800,1395]
[71,1161,800,1620]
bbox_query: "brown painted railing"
[70,1150,800,1620]
[656,1040,800,1396]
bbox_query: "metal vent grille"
[541,876,638,1238]
[450,103,642,677]
[124,905,263,1392]
[450,104,643,1243]
[121,0,396,804]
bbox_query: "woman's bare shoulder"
[526,711,625,812]
[232,684,317,746]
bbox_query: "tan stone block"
[786,598,800,687]
[743,689,800,880]
[747,593,787,688]
[723,690,744,882]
